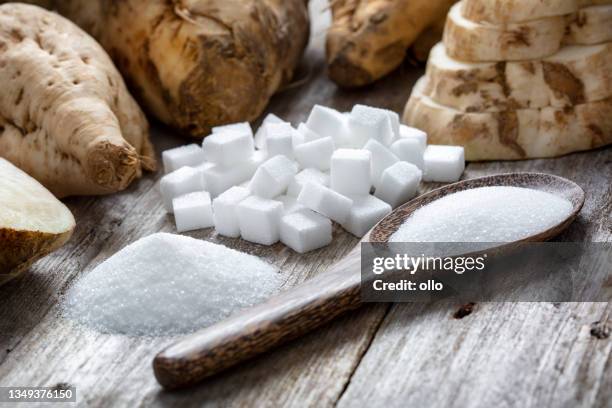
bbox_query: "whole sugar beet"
[28,0,310,137]
[0,3,156,197]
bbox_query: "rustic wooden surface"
[1,1,611,407]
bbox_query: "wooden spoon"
[153,172,585,389]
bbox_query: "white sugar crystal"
[375,162,422,208]
[249,155,299,198]
[287,168,330,197]
[305,105,351,147]
[363,139,399,188]
[349,105,395,147]
[160,166,205,213]
[237,196,284,245]
[342,195,392,237]
[265,122,295,158]
[391,186,573,242]
[162,144,205,173]
[212,122,253,137]
[276,195,307,214]
[294,137,335,171]
[254,113,285,149]
[297,123,322,143]
[330,149,372,196]
[63,233,282,336]
[202,151,266,197]
[172,191,213,232]
[390,138,425,170]
[399,124,427,150]
[212,186,251,237]
[280,210,332,253]
[423,145,465,183]
[202,129,254,166]
[297,182,353,224]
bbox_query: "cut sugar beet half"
[403,77,612,161]
[0,159,75,286]
[461,0,577,23]
[424,42,612,112]
[443,2,566,62]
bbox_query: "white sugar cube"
[423,145,465,183]
[342,195,392,237]
[363,139,399,188]
[280,210,332,253]
[212,186,251,237]
[202,129,254,167]
[276,195,307,214]
[349,105,395,147]
[212,122,253,137]
[287,168,330,197]
[249,155,299,198]
[203,151,266,197]
[390,138,425,170]
[293,137,335,171]
[305,105,351,147]
[160,166,205,213]
[297,123,322,143]
[375,162,422,208]
[399,125,427,150]
[254,113,285,149]
[162,144,205,173]
[330,149,372,196]
[297,182,353,224]
[237,196,284,245]
[265,122,295,158]
[172,191,214,232]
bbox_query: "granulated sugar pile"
[63,233,282,336]
[391,186,573,242]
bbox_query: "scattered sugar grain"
[391,186,573,242]
[63,233,282,336]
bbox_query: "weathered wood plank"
[337,149,612,408]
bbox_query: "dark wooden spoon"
[153,172,585,389]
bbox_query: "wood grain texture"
[0,0,610,406]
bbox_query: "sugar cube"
[276,195,307,214]
[349,105,395,147]
[202,151,266,197]
[305,105,351,147]
[375,162,422,208]
[297,123,322,143]
[172,191,214,232]
[287,168,330,197]
[202,129,254,166]
[162,144,205,173]
[212,122,253,137]
[399,125,427,150]
[280,210,332,253]
[342,195,392,237]
[212,186,251,237]
[330,149,372,196]
[423,145,465,183]
[265,122,295,158]
[293,137,335,171]
[160,166,205,212]
[237,196,284,245]
[249,155,299,198]
[390,138,425,170]
[363,139,399,188]
[254,113,285,149]
[297,182,353,224]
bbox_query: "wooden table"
[1,2,611,406]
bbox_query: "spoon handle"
[153,244,362,389]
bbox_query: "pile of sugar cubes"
[159,104,465,253]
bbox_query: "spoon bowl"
[153,172,585,390]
